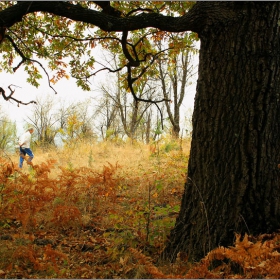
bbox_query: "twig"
[239,214,250,235]
[0,85,37,106]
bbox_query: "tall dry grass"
[12,137,191,176]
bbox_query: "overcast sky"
[1,53,197,136]
[1,65,101,134]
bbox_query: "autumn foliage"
[0,140,279,278]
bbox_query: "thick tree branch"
[92,1,123,17]
[0,2,239,36]
[121,31,140,67]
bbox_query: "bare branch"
[0,85,37,106]
[126,64,169,105]
[83,64,125,80]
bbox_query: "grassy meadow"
[0,138,280,278]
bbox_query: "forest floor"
[0,138,280,279]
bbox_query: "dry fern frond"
[51,205,82,229]
[204,233,280,278]
[12,245,43,271]
[43,244,68,272]
[129,248,169,279]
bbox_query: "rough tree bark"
[164,2,280,261]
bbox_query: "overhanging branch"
[5,34,57,94]
[0,85,37,106]
[0,1,202,33]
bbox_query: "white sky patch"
[0,41,199,136]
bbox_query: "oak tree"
[0,1,280,262]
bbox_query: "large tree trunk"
[164,2,280,262]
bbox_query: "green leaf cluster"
[0,1,198,93]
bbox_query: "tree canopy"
[0,1,198,102]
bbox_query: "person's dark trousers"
[19,147,34,168]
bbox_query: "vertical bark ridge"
[164,2,280,262]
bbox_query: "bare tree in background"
[0,105,16,152]
[95,53,160,142]
[59,99,96,142]
[26,96,60,148]
[156,33,198,138]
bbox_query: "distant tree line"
[0,42,196,151]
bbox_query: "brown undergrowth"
[0,139,279,278]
